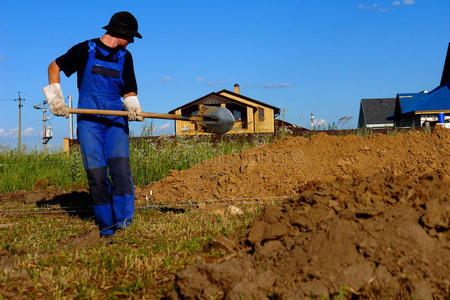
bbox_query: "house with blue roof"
[388,43,450,128]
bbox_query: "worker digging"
[43,11,144,238]
[42,11,235,238]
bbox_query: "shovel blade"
[197,105,235,134]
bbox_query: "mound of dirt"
[137,129,450,203]
[172,172,450,299]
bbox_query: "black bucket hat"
[102,11,142,39]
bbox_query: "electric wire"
[0,195,289,216]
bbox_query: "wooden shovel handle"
[68,108,203,122]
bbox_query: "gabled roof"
[387,42,450,119]
[389,84,450,118]
[440,42,450,86]
[217,89,281,114]
[397,92,430,115]
[168,92,237,114]
[169,90,281,115]
[360,98,396,125]
[410,84,450,112]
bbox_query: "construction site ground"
[0,128,449,299]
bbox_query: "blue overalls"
[77,40,135,236]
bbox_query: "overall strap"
[88,40,97,60]
[88,40,111,58]
[114,50,126,85]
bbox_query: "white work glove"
[123,95,144,122]
[42,83,69,117]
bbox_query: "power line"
[20,91,44,103]
[14,92,25,152]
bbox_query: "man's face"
[116,35,134,48]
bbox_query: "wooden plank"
[415,110,450,114]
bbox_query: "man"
[43,11,144,237]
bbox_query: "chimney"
[234,83,240,94]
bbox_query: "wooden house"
[169,84,281,135]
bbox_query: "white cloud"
[378,8,389,12]
[207,79,231,86]
[0,127,35,137]
[22,127,35,136]
[359,3,386,9]
[264,82,293,88]
[393,1,401,5]
[159,122,171,130]
[313,119,327,128]
[160,76,173,82]
[403,0,415,5]
[195,77,203,81]
[0,128,17,137]
[7,128,17,137]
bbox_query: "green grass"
[0,133,272,297]
[0,205,260,298]
[0,135,269,194]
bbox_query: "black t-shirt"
[55,38,137,96]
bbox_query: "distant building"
[360,42,450,128]
[169,84,281,135]
[388,42,450,127]
[358,98,396,128]
[388,89,450,127]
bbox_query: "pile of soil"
[157,129,449,298]
[172,172,450,299]
[137,129,450,203]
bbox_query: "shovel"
[68,105,235,134]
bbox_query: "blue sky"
[0,0,449,149]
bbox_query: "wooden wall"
[174,92,277,135]
[219,91,275,134]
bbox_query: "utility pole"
[69,95,74,139]
[14,92,25,152]
[43,101,48,150]
[34,100,51,150]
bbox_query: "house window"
[181,106,198,118]
[259,108,264,121]
[232,110,242,121]
[225,104,247,128]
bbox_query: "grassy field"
[0,205,260,298]
[0,134,276,194]
[0,133,277,298]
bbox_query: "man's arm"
[42,60,69,117]
[48,60,61,84]
[123,92,137,98]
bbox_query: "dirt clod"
[167,130,450,299]
[174,173,450,298]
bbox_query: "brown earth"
[137,128,450,204]
[171,172,450,299]
[159,129,450,299]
